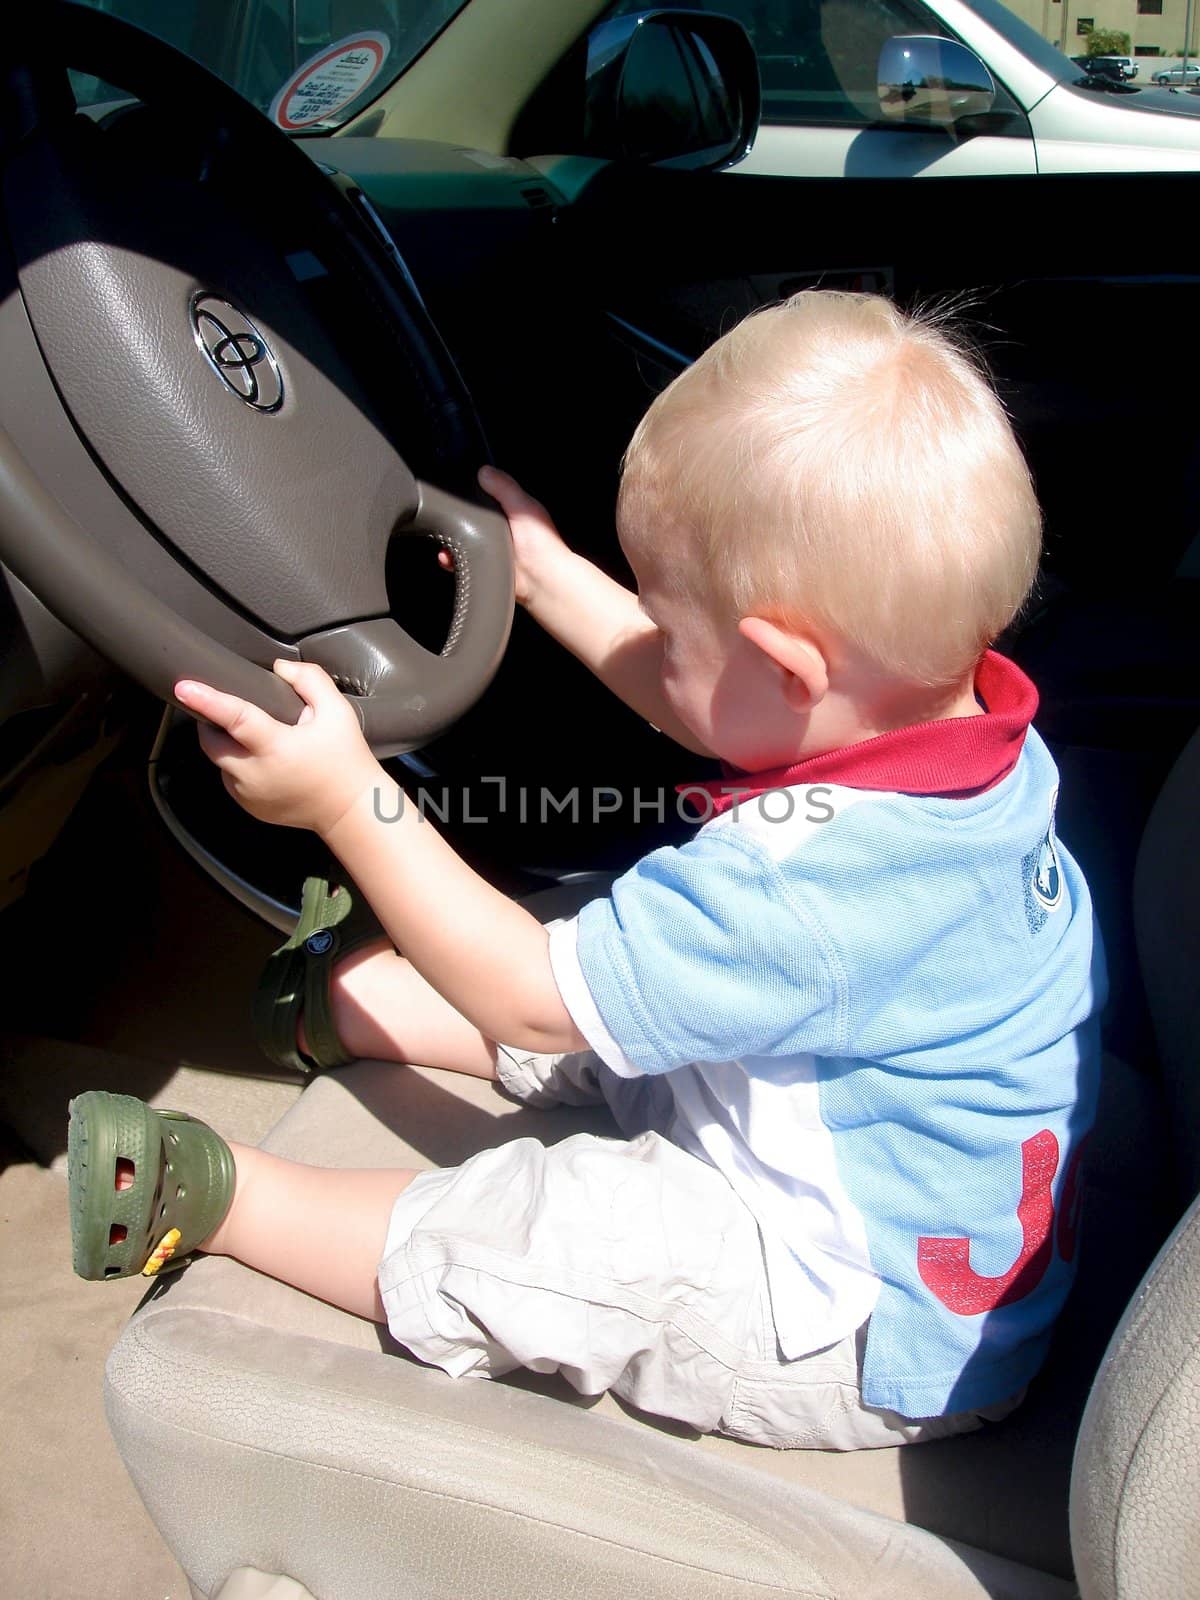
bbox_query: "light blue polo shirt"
[549,722,1105,1417]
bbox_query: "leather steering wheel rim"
[0,3,514,756]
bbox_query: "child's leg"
[314,941,498,1079]
[197,1141,417,1321]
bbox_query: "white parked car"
[634,0,1200,177]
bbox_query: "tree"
[1086,28,1132,55]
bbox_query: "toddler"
[69,290,1103,1450]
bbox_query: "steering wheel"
[0,4,514,756]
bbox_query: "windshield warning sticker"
[270,33,390,131]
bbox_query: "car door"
[506,75,1200,765]
[537,154,1193,590]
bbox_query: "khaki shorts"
[376,1044,1023,1450]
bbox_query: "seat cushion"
[105,1046,1171,1596]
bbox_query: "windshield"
[66,0,469,131]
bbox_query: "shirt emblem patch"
[1022,790,1063,933]
[1032,832,1062,911]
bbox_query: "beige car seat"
[104,732,1200,1600]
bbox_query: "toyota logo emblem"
[189,293,284,412]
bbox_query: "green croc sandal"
[253,876,384,1075]
[67,1091,235,1281]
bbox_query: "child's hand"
[175,660,381,837]
[467,465,569,608]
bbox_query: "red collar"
[685,651,1038,817]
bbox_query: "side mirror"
[877,35,996,129]
[583,10,760,170]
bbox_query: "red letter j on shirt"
[916,1130,1089,1315]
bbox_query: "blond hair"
[617,291,1040,688]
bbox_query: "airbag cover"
[5,124,417,638]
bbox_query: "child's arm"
[479,467,715,758]
[175,663,590,1056]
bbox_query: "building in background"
[1005,0,1200,59]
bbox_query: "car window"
[604,0,1031,129]
[66,0,470,130]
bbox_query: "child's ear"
[738,616,829,711]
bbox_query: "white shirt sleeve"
[546,827,848,1078]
